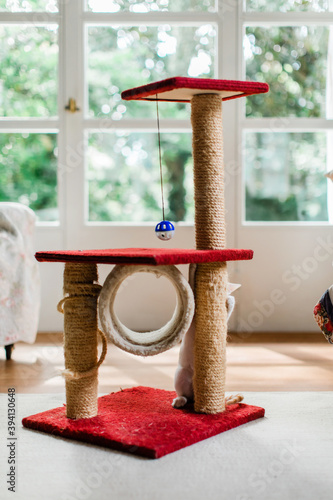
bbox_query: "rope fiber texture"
[58,263,106,419]
[191,94,229,414]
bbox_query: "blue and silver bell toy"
[155,220,175,241]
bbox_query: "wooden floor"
[1,332,333,394]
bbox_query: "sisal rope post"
[60,263,102,419]
[191,93,229,414]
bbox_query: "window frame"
[81,5,222,226]
[0,8,64,227]
[0,1,229,233]
[239,4,333,226]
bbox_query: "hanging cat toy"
[154,95,175,241]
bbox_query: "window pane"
[87,25,216,119]
[245,26,328,118]
[0,0,58,11]
[245,0,328,12]
[87,131,194,222]
[245,132,328,222]
[86,0,215,13]
[0,133,58,221]
[0,25,58,117]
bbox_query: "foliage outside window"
[243,1,331,222]
[0,17,58,221]
[1,1,330,224]
[86,19,216,222]
[0,1,216,223]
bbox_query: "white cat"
[172,264,240,409]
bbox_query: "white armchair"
[0,203,40,359]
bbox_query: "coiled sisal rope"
[191,93,228,414]
[57,263,107,419]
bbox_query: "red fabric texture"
[22,386,265,459]
[35,247,253,265]
[121,77,269,102]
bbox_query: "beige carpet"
[0,392,332,500]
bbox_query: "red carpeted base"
[22,386,265,459]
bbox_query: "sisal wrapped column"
[191,93,228,414]
[62,262,100,419]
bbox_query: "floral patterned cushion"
[313,288,333,345]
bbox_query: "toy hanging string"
[154,94,175,240]
[156,95,165,221]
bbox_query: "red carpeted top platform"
[35,247,253,265]
[22,386,265,459]
[121,77,269,103]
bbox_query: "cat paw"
[172,396,188,408]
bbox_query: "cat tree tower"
[23,77,269,458]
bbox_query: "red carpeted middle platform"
[22,386,265,459]
[35,247,253,265]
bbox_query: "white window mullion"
[241,118,333,130]
[55,0,66,234]
[0,120,58,132]
[83,11,217,25]
[242,11,333,26]
[326,24,333,222]
[84,118,191,131]
[0,12,60,23]
[62,0,86,249]
[218,0,240,332]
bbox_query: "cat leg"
[172,396,188,408]
[172,366,194,408]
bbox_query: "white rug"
[0,392,332,500]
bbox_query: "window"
[3,1,327,334]
[85,2,217,223]
[0,0,220,227]
[0,6,59,222]
[0,1,222,332]
[242,0,333,223]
